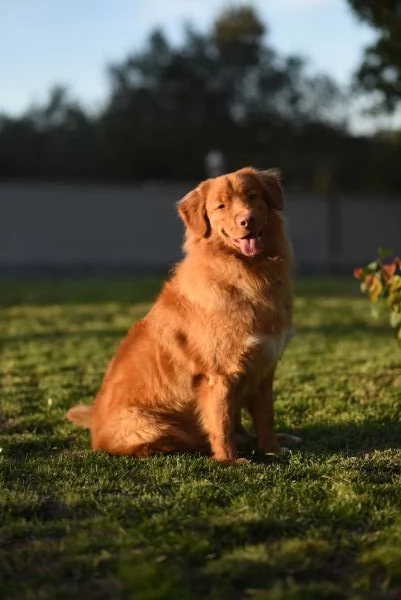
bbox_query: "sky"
[0,0,391,132]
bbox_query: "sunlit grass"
[1,277,400,599]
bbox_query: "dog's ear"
[257,168,284,211]
[177,181,210,238]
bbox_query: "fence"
[0,182,399,274]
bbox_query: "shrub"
[354,249,401,344]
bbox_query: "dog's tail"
[66,404,93,428]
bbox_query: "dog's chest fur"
[245,331,291,365]
[169,253,292,383]
[203,281,291,378]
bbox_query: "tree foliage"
[347,0,401,111]
[0,4,400,190]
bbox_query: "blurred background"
[0,0,400,275]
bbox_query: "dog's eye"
[216,204,225,210]
[248,192,257,202]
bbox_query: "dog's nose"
[236,213,255,228]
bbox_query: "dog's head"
[177,167,284,257]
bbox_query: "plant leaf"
[378,247,393,258]
[366,261,378,272]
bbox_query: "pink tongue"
[239,236,263,256]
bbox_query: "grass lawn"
[1,276,401,600]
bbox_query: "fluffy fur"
[66,167,299,464]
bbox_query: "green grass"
[1,276,401,600]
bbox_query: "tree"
[100,5,345,180]
[0,86,96,180]
[1,2,401,190]
[347,0,401,111]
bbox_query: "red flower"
[382,263,396,283]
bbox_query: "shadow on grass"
[4,415,400,462]
[0,328,128,345]
[0,277,164,307]
[6,495,76,522]
[2,434,77,458]
[239,417,401,462]
[298,417,401,455]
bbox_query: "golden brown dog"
[66,167,299,464]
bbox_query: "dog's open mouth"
[225,231,264,257]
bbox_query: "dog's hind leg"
[234,408,257,450]
[91,407,208,457]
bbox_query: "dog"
[66,167,300,464]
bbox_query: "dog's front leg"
[246,368,282,455]
[198,375,242,464]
